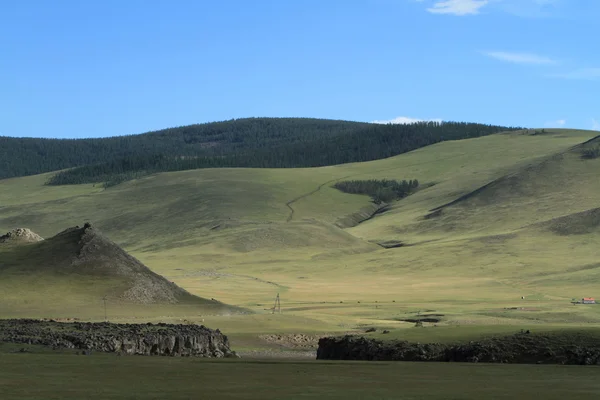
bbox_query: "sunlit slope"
[292,130,596,221]
[349,131,600,244]
[1,129,599,326]
[0,129,595,262]
[1,129,593,244]
[140,128,600,328]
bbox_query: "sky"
[0,0,599,138]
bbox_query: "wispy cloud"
[545,119,566,127]
[547,68,600,81]
[426,0,489,16]
[483,51,558,65]
[593,119,600,131]
[371,116,443,124]
[420,0,564,18]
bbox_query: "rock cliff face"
[317,333,600,365]
[0,319,237,358]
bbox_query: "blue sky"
[1,0,598,138]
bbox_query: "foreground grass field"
[1,354,600,400]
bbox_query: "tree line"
[0,118,370,180]
[333,179,419,204]
[0,118,521,185]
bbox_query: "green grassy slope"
[2,354,600,400]
[351,133,600,243]
[1,128,599,341]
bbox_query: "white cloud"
[426,0,489,15]
[547,68,600,81]
[371,116,443,125]
[483,51,557,65]
[544,119,566,127]
[420,0,565,18]
[593,119,600,131]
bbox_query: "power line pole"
[102,296,108,322]
[272,293,281,314]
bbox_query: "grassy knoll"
[1,354,600,400]
[1,128,600,349]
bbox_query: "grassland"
[1,128,600,352]
[1,353,600,400]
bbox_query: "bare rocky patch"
[259,333,323,350]
[0,228,44,244]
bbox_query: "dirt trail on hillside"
[285,176,352,222]
[284,153,466,223]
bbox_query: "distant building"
[582,298,596,304]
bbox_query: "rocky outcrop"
[0,319,238,358]
[9,223,210,305]
[317,333,600,365]
[259,333,322,349]
[0,228,44,244]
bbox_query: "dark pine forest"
[0,118,521,186]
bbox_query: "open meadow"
[1,350,600,400]
[4,0,600,396]
[2,130,599,328]
[2,129,600,397]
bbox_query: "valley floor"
[2,129,600,369]
[1,354,600,400]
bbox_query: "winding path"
[285,176,353,222]
[283,153,467,223]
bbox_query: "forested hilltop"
[0,118,367,179]
[0,117,520,185]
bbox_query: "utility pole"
[102,296,108,322]
[272,293,281,314]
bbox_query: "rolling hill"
[0,118,518,183]
[1,127,599,337]
[0,223,243,319]
[0,118,367,179]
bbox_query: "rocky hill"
[0,223,241,310]
[50,223,195,304]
